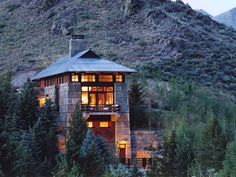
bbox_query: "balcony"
[81,104,120,112]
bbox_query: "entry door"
[119,144,126,163]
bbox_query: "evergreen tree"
[222,139,236,176]
[0,130,18,177]
[175,123,195,176]
[17,79,39,130]
[0,71,14,119]
[14,130,42,177]
[38,100,58,165]
[66,104,87,168]
[197,118,227,171]
[79,130,109,177]
[147,156,159,177]
[162,130,178,176]
[129,80,144,105]
[52,153,69,177]
[129,80,148,129]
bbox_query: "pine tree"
[38,100,58,165]
[197,118,227,171]
[17,79,39,130]
[129,80,144,105]
[66,104,87,167]
[163,130,177,176]
[79,130,108,177]
[14,130,40,177]
[222,139,236,176]
[176,133,194,176]
[175,123,195,176]
[52,153,69,177]
[147,156,159,177]
[0,71,14,119]
[129,80,148,129]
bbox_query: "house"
[32,35,135,161]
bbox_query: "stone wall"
[115,113,132,158]
[44,85,57,102]
[114,82,132,158]
[115,83,129,113]
[59,82,81,128]
[131,131,158,158]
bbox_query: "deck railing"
[81,104,120,112]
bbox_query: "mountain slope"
[215,8,236,29]
[195,9,213,18]
[1,0,236,92]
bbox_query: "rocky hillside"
[195,9,212,18]
[1,0,236,93]
[215,8,236,29]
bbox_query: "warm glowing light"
[119,144,126,148]
[39,97,46,107]
[71,73,79,82]
[99,75,113,82]
[87,121,93,127]
[81,74,96,82]
[100,121,109,127]
[115,75,123,82]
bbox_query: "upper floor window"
[81,74,96,82]
[71,73,79,82]
[99,75,113,82]
[115,75,123,82]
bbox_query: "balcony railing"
[81,104,120,112]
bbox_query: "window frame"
[80,74,96,83]
[81,85,114,106]
[98,74,113,83]
[115,74,124,83]
[71,73,79,82]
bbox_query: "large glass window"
[81,86,114,106]
[81,74,96,82]
[99,75,113,82]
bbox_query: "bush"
[103,164,131,177]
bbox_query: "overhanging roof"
[32,50,136,80]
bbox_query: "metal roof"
[32,50,135,80]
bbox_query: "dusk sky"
[181,0,236,16]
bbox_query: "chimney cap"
[71,35,85,39]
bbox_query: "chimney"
[69,35,87,57]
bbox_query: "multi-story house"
[32,35,135,161]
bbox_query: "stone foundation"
[131,131,158,158]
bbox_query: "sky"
[181,0,236,16]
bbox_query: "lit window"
[100,122,109,127]
[87,122,93,128]
[106,92,113,105]
[81,74,96,82]
[39,97,46,107]
[82,87,88,104]
[99,75,113,82]
[71,73,79,82]
[115,75,123,82]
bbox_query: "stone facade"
[114,82,132,158]
[59,83,81,128]
[131,131,158,158]
[43,81,132,159]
